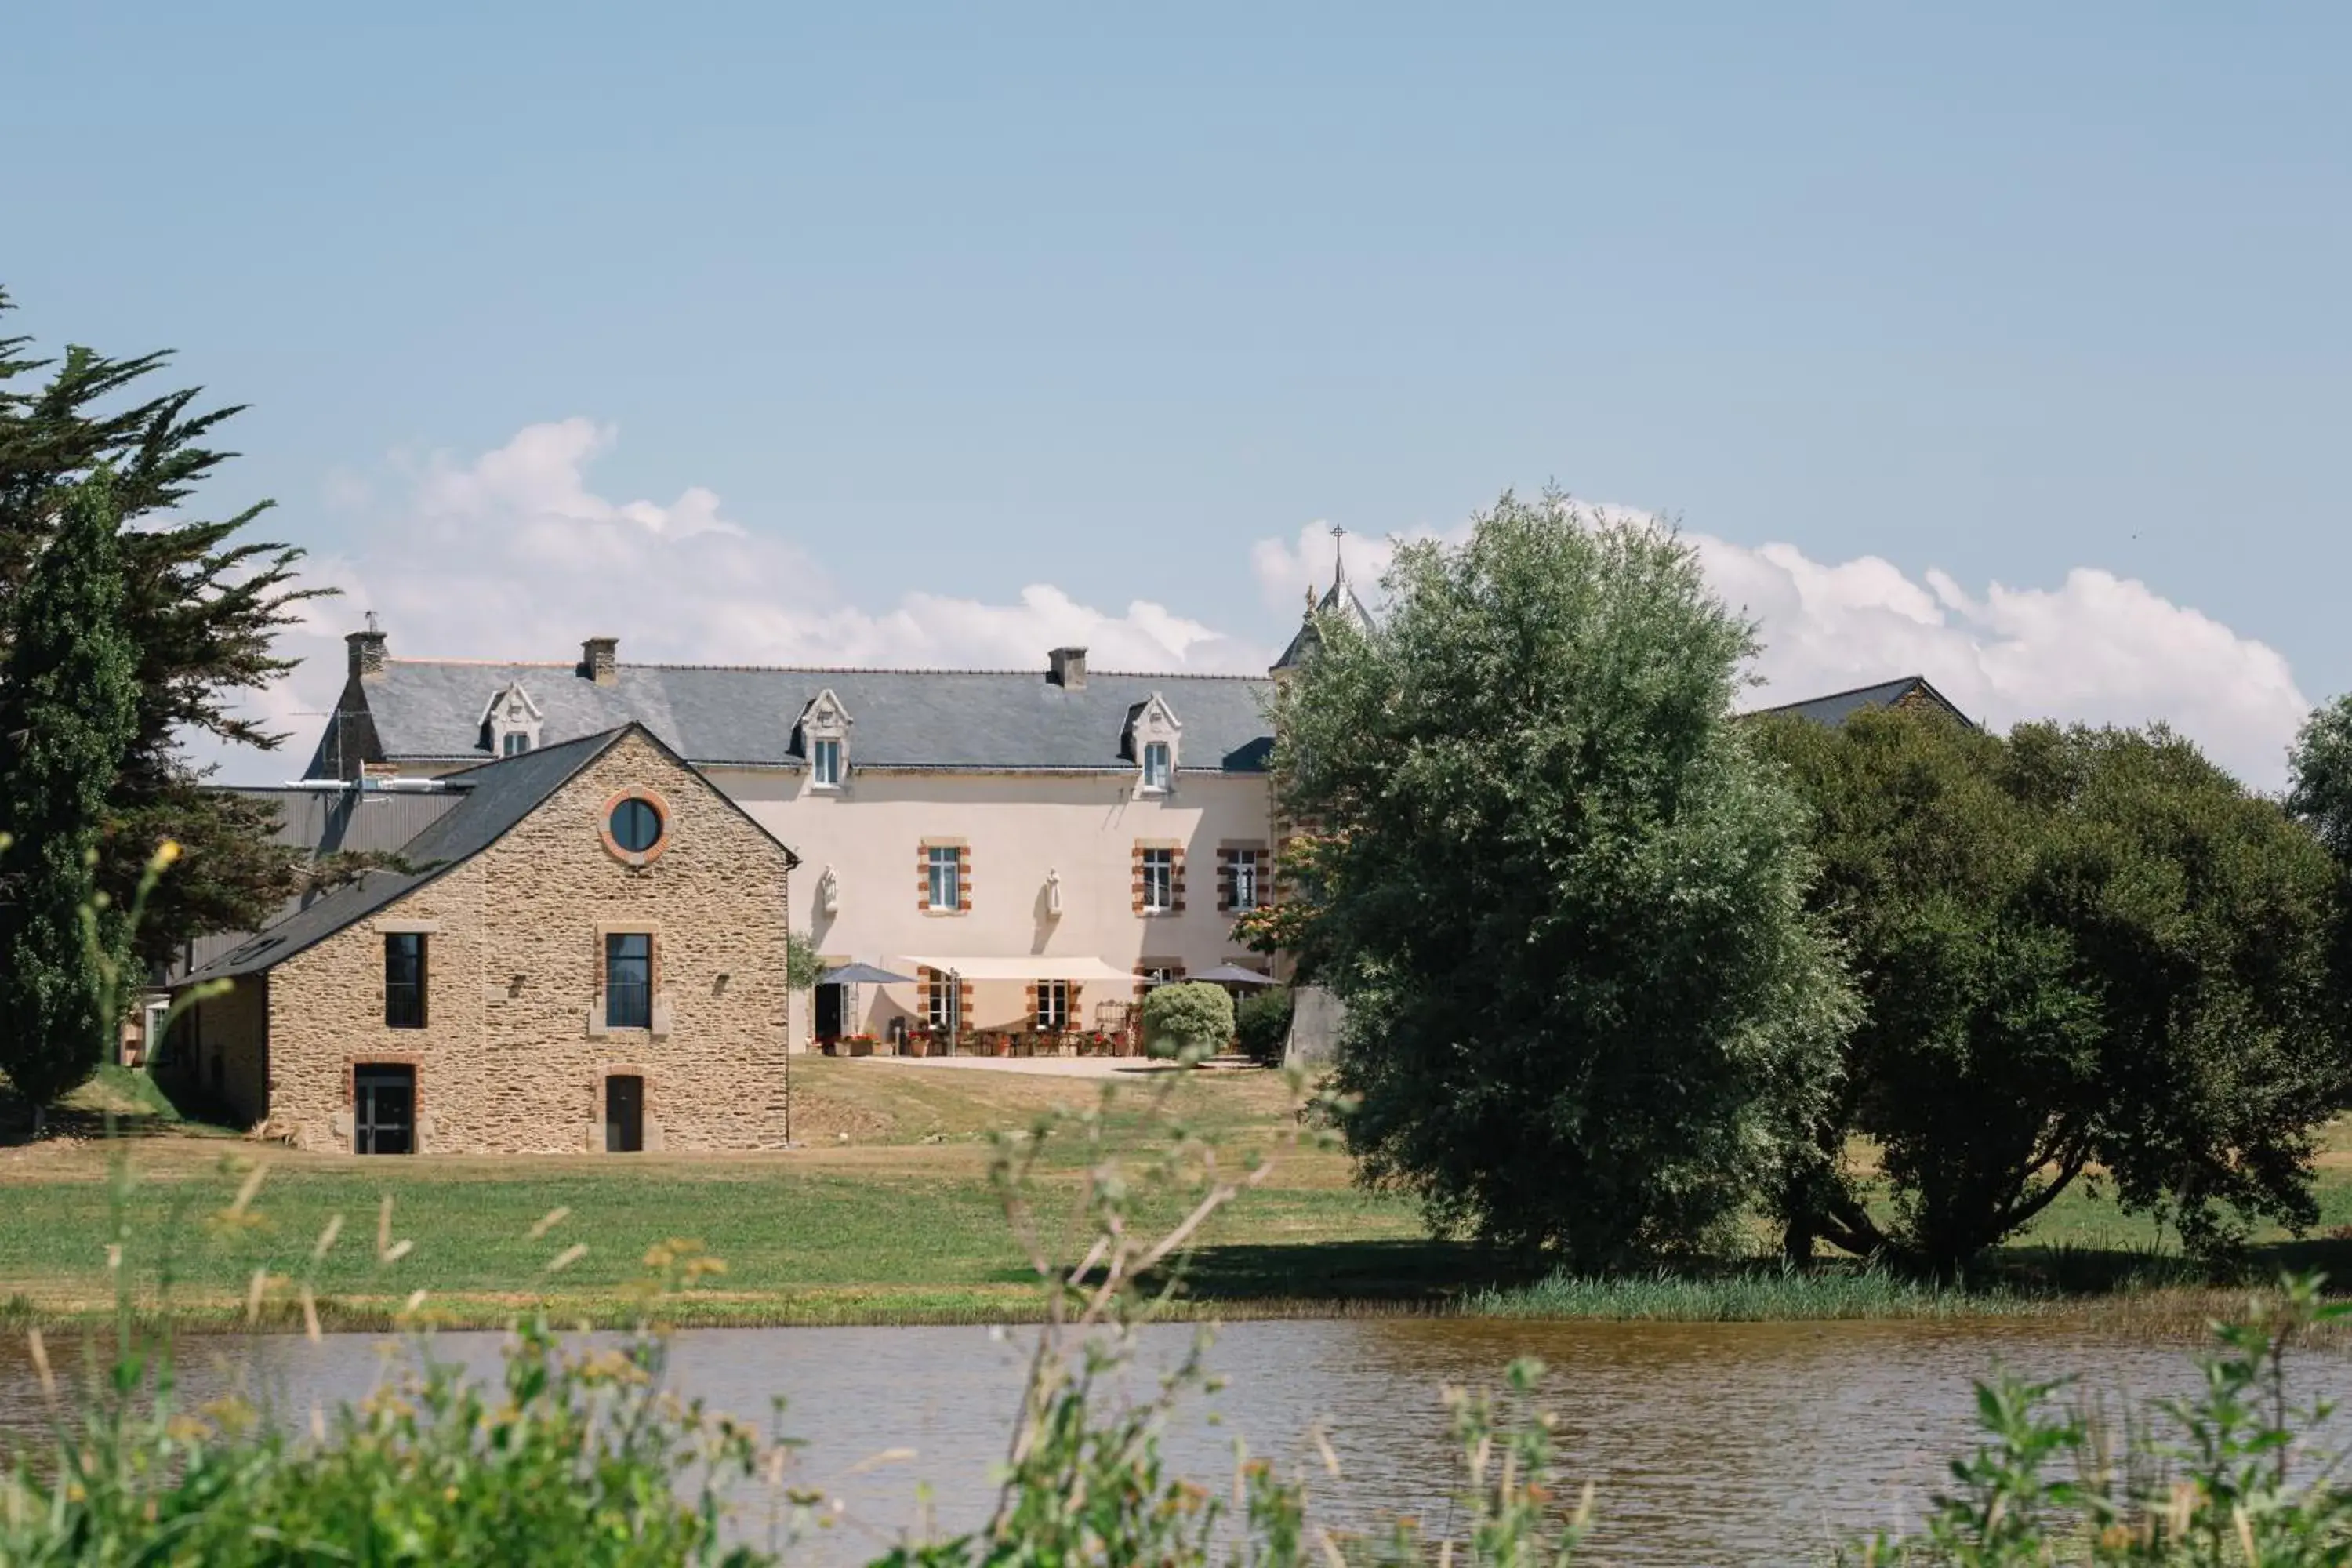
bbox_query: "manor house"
[286,561,1959,1061]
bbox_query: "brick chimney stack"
[347,613,387,678]
[1047,646,1087,690]
[581,636,619,685]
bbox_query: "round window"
[608,797,663,855]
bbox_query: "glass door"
[354,1065,416,1155]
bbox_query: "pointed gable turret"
[1272,528,1373,674]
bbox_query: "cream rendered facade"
[312,624,1301,1052]
[714,764,1277,1042]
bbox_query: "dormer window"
[1123,692,1182,794]
[797,689,852,791]
[479,682,543,759]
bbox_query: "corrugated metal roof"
[169,786,472,980]
[223,785,467,856]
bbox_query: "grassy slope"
[0,1062,1442,1327]
[2,1061,2348,1329]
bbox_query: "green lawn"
[2,1063,2348,1330]
[0,1062,1450,1327]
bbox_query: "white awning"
[895,954,1137,984]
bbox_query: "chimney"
[1047,646,1087,690]
[580,636,619,686]
[347,613,387,679]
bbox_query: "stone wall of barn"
[256,730,793,1154]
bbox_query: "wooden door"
[605,1075,644,1153]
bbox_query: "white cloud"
[197,419,1267,782]
[197,430,2308,790]
[1254,514,2310,787]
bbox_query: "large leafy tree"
[0,289,318,964]
[1763,707,2346,1273]
[2287,695,2352,865]
[0,470,140,1126]
[2286,694,2352,1044]
[1273,491,1853,1267]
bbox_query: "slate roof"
[188,724,796,984]
[1272,578,1377,671]
[1751,675,1972,728]
[319,660,1279,776]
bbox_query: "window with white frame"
[1142,741,1171,792]
[502,731,531,757]
[926,971,960,1032]
[811,737,842,787]
[927,845,964,911]
[1139,848,1174,913]
[1228,848,1264,911]
[1035,980,1070,1031]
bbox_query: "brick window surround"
[1026,980,1080,1031]
[920,967,975,1032]
[918,840,973,914]
[1131,841,1185,915]
[598,787,674,869]
[1217,843,1269,913]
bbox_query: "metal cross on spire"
[1329,524,1348,590]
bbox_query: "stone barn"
[168,723,799,1155]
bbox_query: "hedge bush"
[1138,981,1234,1061]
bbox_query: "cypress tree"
[0,470,140,1131]
[0,288,320,964]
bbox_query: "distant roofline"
[1748,673,1975,729]
[379,656,1267,682]
[371,752,1265,776]
[1749,673,1929,714]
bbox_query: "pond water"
[1,1316,2339,1563]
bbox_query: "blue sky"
[6,3,2347,782]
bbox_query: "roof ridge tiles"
[384,656,1264,681]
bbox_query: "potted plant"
[841,1033,877,1058]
